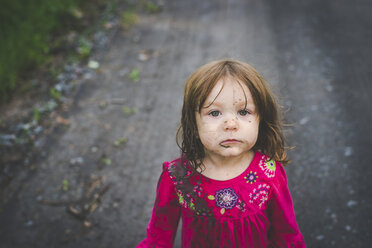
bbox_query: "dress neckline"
[199,150,260,185]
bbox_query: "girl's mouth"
[220,139,241,145]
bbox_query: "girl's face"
[195,77,259,160]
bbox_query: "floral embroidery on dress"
[208,188,239,215]
[215,188,238,209]
[244,171,258,184]
[235,199,246,212]
[177,190,195,210]
[259,155,276,178]
[249,184,270,208]
[167,160,213,216]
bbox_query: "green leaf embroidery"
[189,202,195,210]
[220,208,225,215]
[178,193,184,204]
[207,195,215,200]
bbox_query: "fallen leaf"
[56,116,70,125]
[62,179,69,191]
[138,50,151,61]
[66,205,85,220]
[129,69,139,82]
[102,158,111,166]
[88,60,100,69]
[113,137,128,147]
[122,106,138,116]
[84,220,92,228]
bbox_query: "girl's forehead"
[205,78,252,101]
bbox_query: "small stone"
[88,60,100,69]
[24,220,34,227]
[84,220,92,228]
[299,117,310,125]
[138,50,151,61]
[345,225,351,231]
[33,126,43,134]
[70,157,84,165]
[91,146,98,153]
[347,200,357,207]
[316,235,324,240]
[344,147,353,157]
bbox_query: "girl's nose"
[223,117,239,131]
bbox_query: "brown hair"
[177,59,289,172]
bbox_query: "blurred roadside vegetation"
[0,0,119,103]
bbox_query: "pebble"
[345,225,351,231]
[299,117,310,125]
[344,146,353,157]
[24,220,34,227]
[91,146,98,153]
[347,200,357,207]
[316,235,324,240]
[330,213,337,220]
[70,157,84,165]
[88,60,100,69]
[33,126,43,134]
[0,134,16,146]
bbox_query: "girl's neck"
[199,150,254,180]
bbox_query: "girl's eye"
[239,109,250,116]
[209,110,221,117]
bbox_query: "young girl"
[137,59,306,247]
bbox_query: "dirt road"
[1,0,371,247]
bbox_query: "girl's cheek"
[201,132,218,146]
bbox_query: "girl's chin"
[210,149,248,159]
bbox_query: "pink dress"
[137,151,305,247]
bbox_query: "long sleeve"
[137,164,181,248]
[267,163,306,248]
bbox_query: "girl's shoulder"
[162,157,194,182]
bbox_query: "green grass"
[0,0,81,102]
[120,9,138,29]
[145,2,161,13]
